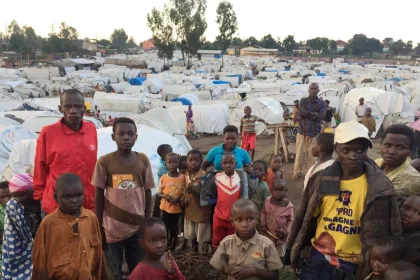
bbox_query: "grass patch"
[279,270,297,280]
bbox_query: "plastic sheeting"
[0,126,37,175]
[230,98,284,135]
[22,116,103,133]
[1,139,37,181]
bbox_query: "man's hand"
[222,265,240,275]
[231,266,257,280]
[180,199,188,208]
[163,252,175,275]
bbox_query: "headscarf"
[8,173,33,193]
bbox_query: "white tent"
[230,97,284,135]
[0,117,22,127]
[22,116,103,133]
[0,126,37,175]
[25,98,60,112]
[14,84,46,98]
[0,111,55,122]
[340,87,413,137]
[1,139,37,181]
[129,108,192,152]
[0,101,25,112]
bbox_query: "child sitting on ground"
[384,261,420,280]
[261,179,294,259]
[32,173,105,280]
[250,160,271,215]
[304,132,335,189]
[182,150,212,254]
[364,237,404,280]
[154,145,173,218]
[361,108,376,137]
[265,155,283,193]
[129,218,185,280]
[210,199,283,280]
[157,153,186,251]
[400,195,420,266]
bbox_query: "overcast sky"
[2,0,419,44]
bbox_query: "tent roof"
[197,50,223,55]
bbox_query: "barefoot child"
[261,179,294,259]
[265,155,283,193]
[364,237,404,280]
[155,145,173,218]
[250,160,271,215]
[157,153,186,251]
[384,261,420,280]
[210,199,282,280]
[129,218,186,280]
[240,106,268,161]
[400,195,420,266]
[303,132,335,189]
[32,173,105,280]
[183,150,211,253]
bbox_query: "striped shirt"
[241,115,260,134]
[298,97,326,137]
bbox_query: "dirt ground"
[190,135,382,208]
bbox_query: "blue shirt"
[157,159,168,181]
[205,144,251,171]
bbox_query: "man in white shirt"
[355,97,368,122]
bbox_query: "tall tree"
[7,20,25,51]
[23,26,38,52]
[383,37,394,46]
[348,34,368,55]
[415,43,420,55]
[216,1,238,52]
[231,37,243,47]
[168,0,207,68]
[329,40,337,54]
[110,29,128,50]
[127,36,137,48]
[97,39,111,48]
[147,6,176,64]
[243,36,259,47]
[389,39,406,58]
[404,40,413,55]
[260,34,278,49]
[363,38,383,57]
[283,35,296,53]
[58,22,79,40]
[307,37,329,53]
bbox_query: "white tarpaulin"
[0,126,37,175]
[22,116,103,133]
[0,101,25,112]
[230,98,284,135]
[0,111,55,121]
[25,98,60,112]
[168,104,230,135]
[1,139,37,181]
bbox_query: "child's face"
[369,246,394,277]
[244,107,252,116]
[54,184,84,216]
[160,147,173,161]
[222,155,236,176]
[310,138,321,158]
[253,162,267,180]
[11,189,34,205]
[187,154,202,172]
[112,123,138,151]
[0,188,11,206]
[231,205,258,240]
[270,156,282,171]
[140,223,168,260]
[166,155,179,173]
[271,183,287,201]
[380,133,411,168]
[179,161,187,175]
[401,196,420,231]
[366,110,372,117]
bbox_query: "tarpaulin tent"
[171,98,192,105]
[128,77,147,85]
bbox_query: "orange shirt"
[33,119,98,214]
[265,168,284,193]
[32,207,106,280]
[158,174,186,214]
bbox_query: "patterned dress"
[2,199,41,280]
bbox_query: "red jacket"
[33,119,98,214]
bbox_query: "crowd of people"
[0,86,419,280]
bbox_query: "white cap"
[334,121,372,148]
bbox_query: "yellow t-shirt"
[312,174,367,264]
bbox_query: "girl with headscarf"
[2,173,42,280]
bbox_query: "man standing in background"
[355,97,368,123]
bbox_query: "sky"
[2,0,420,44]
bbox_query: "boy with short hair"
[384,261,420,280]
[210,199,282,280]
[400,195,420,266]
[33,173,105,280]
[92,117,155,280]
[240,106,268,161]
[154,144,173,218]
[286,121,402,279]
[265,155,283,193]
[361,108,376,137]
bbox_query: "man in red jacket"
[33,89,98,214]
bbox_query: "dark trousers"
[107,231,144,280]
[161,211,180,250]
[153,196,162,218]
[299,258,357,280]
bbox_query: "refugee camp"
[1,0,420,279]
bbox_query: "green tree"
[110,29,128,50]
[348,34,368,55]
[404,40,413,55]
[307,37,329,53]
[283,35,296,53]
[383,37,394,46]
[231,37,243,47]
[363,38,383,57]
[147,6,176,64]
[22,26,38,52]
[260,34,278,49]
[329,40,337,54]
[7,20,25,51]
[97,39,111,48]
[243,36,259,47]
[169,0,207,68]
[127,36,137,48]
[43,34,62,53]
[216,1,238,53]
[201,40,219,50]
[58,22,79,40]
[415,43,420,55]
[389,39,406,58]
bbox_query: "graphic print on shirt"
[216,179,240,195]
[112,174,137,189]
[312,175,367,265]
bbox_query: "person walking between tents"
[292,83,326,180]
